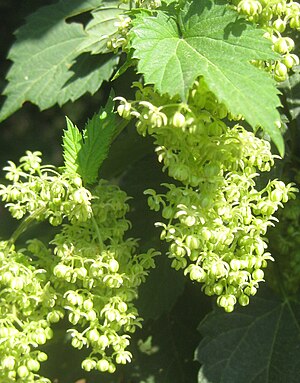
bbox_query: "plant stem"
[8,206,46,246]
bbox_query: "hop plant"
[115,78,298,312]
[0,152,157,381]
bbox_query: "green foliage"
[196,289,300,383]
[63,117,83,175]
[130,0,283,154]
[0,0,119,122]
[0,0,300,382]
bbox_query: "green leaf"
[62,117,82,174]
[195,289,300,383]
[130,0,284,155]
[62,91,128,183]
[57,53,119,104]
[111,50,136,81]
[0,0,118,122]
[79,90,129,184]
[79,4,127,55]
[129,282,209,383]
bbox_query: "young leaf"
[130,0,284,155]
[195,289,300,383]
[0,0,118,122]
[77,91,127,184]
[62,117,83,175]
[62,91,128,183]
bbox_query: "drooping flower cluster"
[0,241,54,383]
[0,153,157,381]
[230,0,300,81]
[49,179,157,372]
[0,150,92,225]
[115,79,298,312]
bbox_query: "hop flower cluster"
[49,180,157,372]
[231,0,300,81]
[0,154,157,380]
[0,151,92,225]
[0,241,54,383]
[115,79,298,312]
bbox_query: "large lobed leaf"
[130,0,284,155]
[195,289,300,383]
[0,0,119,122]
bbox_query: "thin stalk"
[8,206,46,246]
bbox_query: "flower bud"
[238,294,250,306]
[118,301,128,313]
[47,311,62,323]
[37,352,48,362]
[97,359,109,371]
[273,18,286,32]
[86,309,97,321]
[117,102,132,119]
[98,334,109,349]
[190,266,206,282]
[172,111,185,128]
[27,359,40,372]
[244,285,257,296]
[82,359,96,372]
[83,299,93,311]
[17,366,29,378]
[186,235,200,250]
[108,259,119,273]
[252,268,264,281]
[2,356,15,370]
